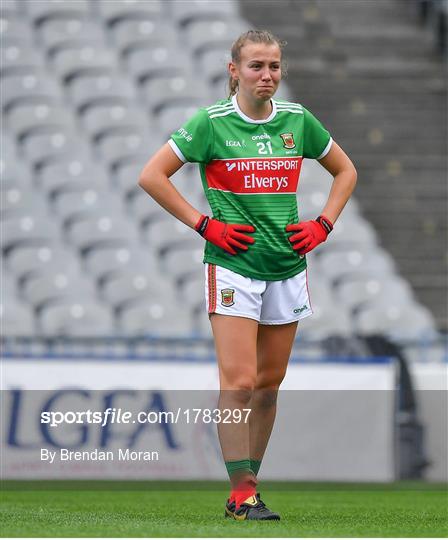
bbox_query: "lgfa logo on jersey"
[221,288,235,307]
[280,132,296,149]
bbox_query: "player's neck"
[235,93,272,120]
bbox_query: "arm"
[286,141,357,254]
[138,143,202,229]
[138,143,255,255]
[317,141,357,224]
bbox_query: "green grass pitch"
[1,481,447,537]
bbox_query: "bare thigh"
[256,321,298,389]
[210,314,259,390]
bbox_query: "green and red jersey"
[169,95,332,281]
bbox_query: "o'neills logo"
[205,157,302,194]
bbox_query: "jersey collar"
[232,94,277,124]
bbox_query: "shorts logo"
[293,304,308,314]
[280,132,296,149]
[221,288,235,307]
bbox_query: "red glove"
[195,215,255,255]
[286,215,333,254]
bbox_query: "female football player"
[139,30,357,520]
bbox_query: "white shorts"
[205,264,313,325]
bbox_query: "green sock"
[225,459,252,479]
[250,459,262,476]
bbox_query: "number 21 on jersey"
[256,141,273,154]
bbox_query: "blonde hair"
[228,30,287,97]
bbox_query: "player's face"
[230,42,282,101]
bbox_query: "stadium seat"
[0,44,45,77]
[2,269,18,302]
[66,215,138,253]
[170,164,205,197]
[160,241,205,285]
[354,303,437,341]
[317,247,397,284]
[1,215,59,256]
[96,0,163,27]
[334,275,416,314]
[169,0,240,27]
[198,48,231,86]
[99,268,176,311]
[117,300,192,337]
[126,189,168,228]
[25,0,90,26]
[111,19,176,57]
[155,103,205,140]
[95,132,156,171]
[183,19,247,56]
[5,244,80,283]
[6,103,76,140]
[0,16,34,46]
[1,72,63,114]
[38,18,107,56]
[114,161,146,196]
[38,160,110,196]
[142,75,208,114]
[125,46,192,83]
[1,0,21,17]
[178,273,206,315]
[143,216,203,257]
[1,187,48,221]
[0,300,36,336]
[298,303,353,340]
[0,159,33,191]
[68,75,137,112]
[39,301,115,337]
[81,104,146,140]
[21,269,96,310]
[82,244,158,282]
[51,47,117,83]
[20,130,91,170]
[52,189,125,227]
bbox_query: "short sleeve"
[302,107,333,159]
[168,108,213,164]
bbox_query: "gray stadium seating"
[25,1,91,26]
[0,16,34,46]
[51,47,117,83]
[99,268,176,311]
[0,300,36,336]
[39,301,115,337]
[111,19,176,56]
[96,0,164,27]
[1,0,438,340]
[1,72,63,113]
[6,244,80,283]
[82,245,158,282]
[66,215,138,253]
[2,216,59,256]
[69,76,137,112]
[21,268,96,310]
[170,0,240,27]
[6,103,76,140]
[38,18,107,56]
[1,44,45,77]
[38,160,110,196]
[117,300,192,337]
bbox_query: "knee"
[252,386,279,408]
[255,368,286,391]
[220,377,256,405]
